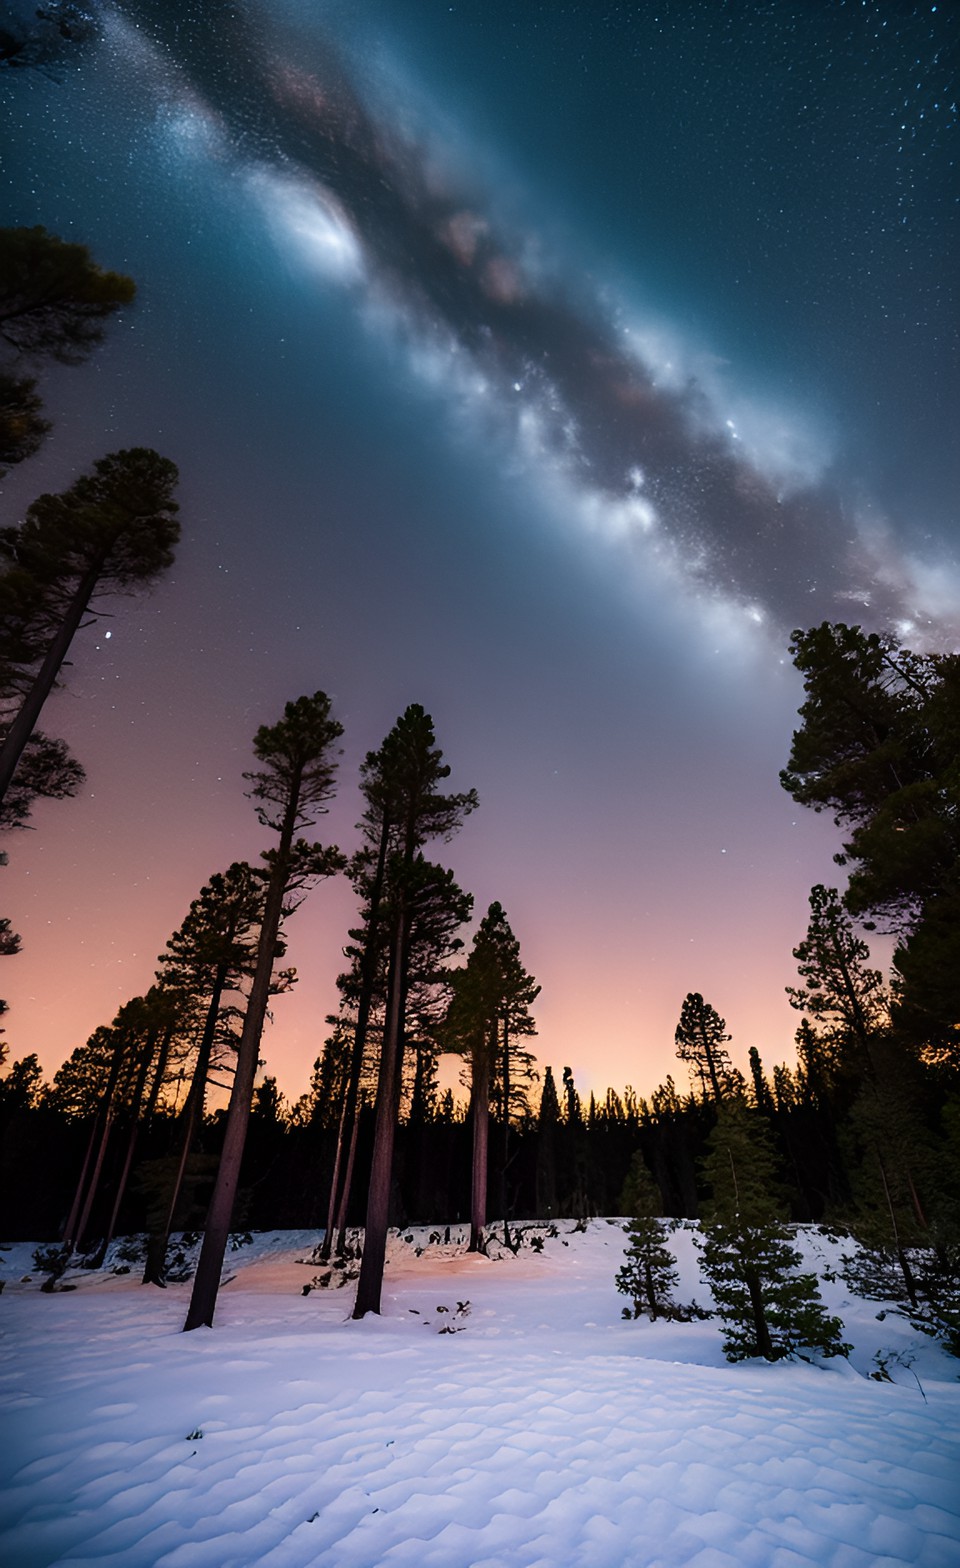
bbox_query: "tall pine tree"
[184,693,343,1331]
[352,706,476,1318]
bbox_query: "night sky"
[2,0,957,1104]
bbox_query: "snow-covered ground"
[1,1221,958,1567]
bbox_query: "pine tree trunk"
[352,913,409,1318]
[468,1042,492,1252]
[320,814,390,1262]
[92,1024,161,1266]
[877,1151,919,1307]
[644,1254,658,1321]
[183,787,301,1332]
[60,1116,99,1246]
[320,1097,349,1262]
[334,1090,365,1255]
[0,557,103,805]
[745,1266,775,1359]
[501,1017,511,1247]
[63,1024,129,1251]
[706,1045,724,1104]
[141,1018,177,1133]
[144,984,222,1286]
[74,1107,116,1253]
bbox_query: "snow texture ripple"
[1,1222,958,1566]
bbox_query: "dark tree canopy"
[0,225,133,477]
[3,446,180,596]
[0,447,180,812]
[0,369,48,478]
[787,885,889,1069]
[782,622,960,1052]
[0,225,134,363]
[675,992,733,1103]
[0,730,84,831]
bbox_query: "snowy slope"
[1,1222,958,1567]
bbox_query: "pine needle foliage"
[615,1152,680,1321]
[698,1099,850,1362]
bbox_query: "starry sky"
[1,0,957,1105]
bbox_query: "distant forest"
[1,226,958,1347]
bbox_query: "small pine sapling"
[615,1152,680,1321]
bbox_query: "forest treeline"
[1,227,959,1350]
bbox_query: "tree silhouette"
[445,902,538,1250]
[184,694,344,1331]
[0,225,133,362]
[0,448,180,809]
[782,621,960,1053]
[144,863,267,1285]
[674,992,733,1103]
[352,706,476,1318]
[787,884,888,1078]
[0,225,133,474]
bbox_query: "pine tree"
[0,225,133,363]
[0,229,137,828]
[49,990,179,1260]
[536,1065,560,1218]
[444,902,538,1250]
[787,885,888,1076]
[615,1151,680,1321]
[323,707,476,1265]
[785,883,939,1284]
[351,706,476,1318]
[782,622,960,1053]
[0,448,180,809]
[144,863,266,1284]
[85,986,186,1266]
[0,225,132,475]
[0,368,47,477]
[747,1047,774,1115]
[698,1099,849,1362]
[184,693,344,1331]
[675,992,734,1102]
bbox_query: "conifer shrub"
[697,1100,850,1362]
[615,1152,683,1321]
